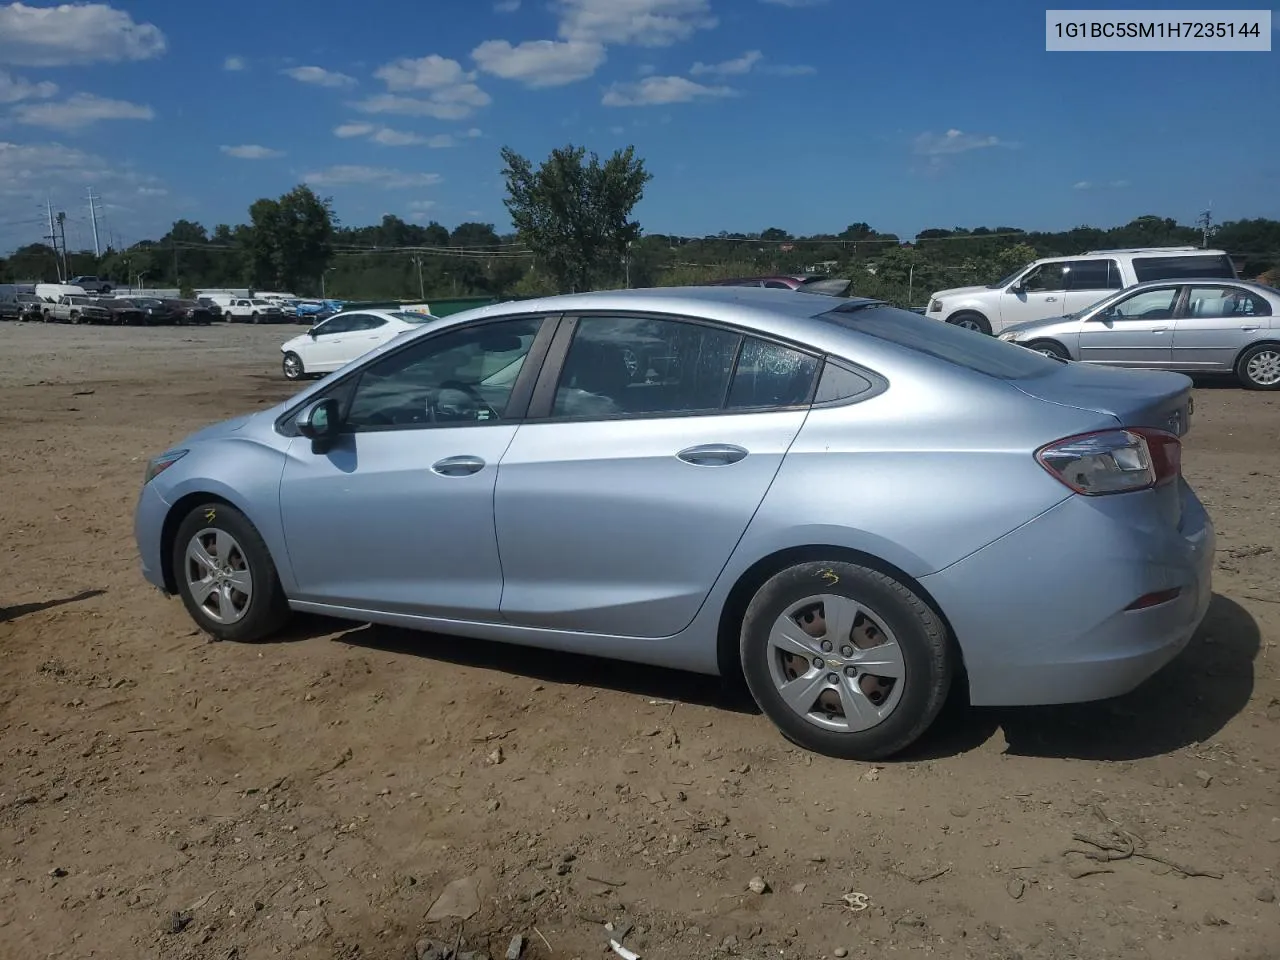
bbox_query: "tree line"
[2,144,1278,307]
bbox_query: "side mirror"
[307,327,318,338]
[1010,282,1026,295]
[296,397,340,452]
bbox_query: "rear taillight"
[1036,428,1181,495]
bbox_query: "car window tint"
[820,304,1060,379]
[726,338,819,409]
[1064,259,1123,290]
[1021,263,1067,292]
[552,316,740,418]
[1132,254,1235,282]
[346,318,541,430]
[814,361,874,403]
[317,316,351,335]
[1110,288,1178,319]
[1186,285,1272,318]
[764,280,792,289]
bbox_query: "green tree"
[500,143,652,293]
[245,185,335,293]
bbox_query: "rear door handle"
[677,443,748,466]
[1152,327,1168,333]
[431,455,486,477]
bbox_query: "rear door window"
[1064,259,1123,290]
[1132,254,1236,282]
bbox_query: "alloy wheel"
[184,528,254,624]
[1246,349,1280,387]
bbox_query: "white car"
[280,309,440,380]
[925,246,1237,335]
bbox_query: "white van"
[34,282,87,303]
[926,247,1237,334]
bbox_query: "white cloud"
[13,93,154,130]
[282,65,357,88]
[136,186,168,196]
[303,165,443,189]
[602,75,734,106]
[0,2,166,66]
[1073,180,1093,190]
[556,0,717,47]
[472,39,605,87]
[352,90,490,121]
[764,63,816,75]
[0,140,161,201]
[913,128,1011,156]
[1074,179,1130,190]
[370,126,426,146]
[1110,179,1130,188]
[220,144,285,159]
[465,127,483,138]
[0,70,58,104]
[334,121,375,138]
[409,199,437,211]
[375,54,470,91]
[494,0,520,9]
[690,49,762,76]
[223,54,247,71]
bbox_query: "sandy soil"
[1,321,1278,960]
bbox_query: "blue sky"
[0,0,1276,252]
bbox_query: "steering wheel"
[426,380,497,422]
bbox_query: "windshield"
[988,266,1027,289]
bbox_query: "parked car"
[69,275,113,294]
[224,298,286,323]
[0,292,45,321]
[926,246,1238,334]
[997,278,1280,389]
[134,286,1212,760]
[279,309,441,380]
[707,275,853,296]
[195,297,225,321]
[45,294,113,324]
[294,299,344,324]
[163,299,215,326]
[92,297,145,326]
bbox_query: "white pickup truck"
[925,246,1237,335]
[223,298,287,323]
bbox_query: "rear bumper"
[922,479,1214,706]
[134,483,171,593]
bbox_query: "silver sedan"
[998,278,1280,389]
[134,286,1213,760]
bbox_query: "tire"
[1236,343,1280,391]
[282,351,305,381]
[1026,339,1070,360]
[251,312,260,324]
[69,312,79,324]
[42,310,52,323]
[739,560,953,761]
[946,312,991,335]
[171,502,291,642]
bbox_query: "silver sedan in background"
[134,287,1213,760]
[998,278,1280,389]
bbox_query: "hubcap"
[1037,347,1060,359]
[1246,349,1280,386]
[184,528,253,624]
[766,594,906,733]
[283,355,301,378]
[954,317,982,331]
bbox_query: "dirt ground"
[1,321,1278,960]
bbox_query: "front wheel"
[739,561,953,761]
[282,351,305,381]
[1026,339,1069,360]
[250,312,260,324]
[172,502,291,642]
[946,312,991,335]
[1237,343,1280,390]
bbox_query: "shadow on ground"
[0,589,106,624]
[262,593,1258,761]
[907,593,1260,762]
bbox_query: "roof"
[1082,246,1225,256]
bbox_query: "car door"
[1061,258,1124,316]
[1077,285,1180,366]
[303,314,356,370]
[493,314,819,638]
[1171,284,1272,372]
[1000,261,1067,327]
[278,315,553,617]
[336,314,397,366]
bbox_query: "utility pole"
[56,211,69,282]
[1196,205,1215,248]
[87,188,102,257]
[46,198,62,281]
[411,255,425,299]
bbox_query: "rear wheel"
[172,502,291,642]
[740,561,953,761]
[282,351,305,381]
[947,312,991,335]
[1237,344,1280,390]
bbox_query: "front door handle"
[431,455,485,477]
[1152,327,1168,333]
[677,443,748,466]
[1044,296,1057,302]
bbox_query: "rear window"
[393,311,439,323]
[819,304,1060,379]
[1132,254,1235,282]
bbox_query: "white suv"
[926,247,1237,335]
